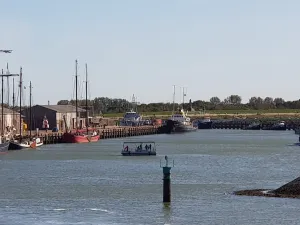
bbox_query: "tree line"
[56,95,300,114]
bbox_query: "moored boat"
[121,141,156,156]
[166,109,197,133]
[9,139,32,150]
[120,110,143,126]
[263,121,286,131]
[197,117,213,129]
[244,121,261,130]
[61,60,100,144]
[9,137,44,150]
[62,130,100,143]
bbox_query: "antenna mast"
[182,87,187,110]
[172,85,175,114]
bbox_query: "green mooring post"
[161,155,174,203]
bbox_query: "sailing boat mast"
[75,60,78,130]
[6,63,9,106]
[0,64,19,136]
[1,69,4,136]
[19,67,22,137]
[29,81,32,138]
[85,63,88,134]
[12,78,15,128]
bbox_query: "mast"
[29,81,32,138]
[182,87,184,109]
[1,69,3,136]
[12,78,15,128]
[0,65,19,136]
[172,85,175,114]
[85,63,88,134]
[19,67,22,137]
[6,63,9,106]
[75,60,78,130]
[182,87,186,110]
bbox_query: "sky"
[1,0,300,105]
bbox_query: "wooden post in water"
[161,156,174,204]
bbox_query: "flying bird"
[0,50,12,53]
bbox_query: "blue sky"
[1,0,300,105]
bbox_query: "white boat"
[32,137,44,148]
[121,141,156,156]
[120,110,143,126]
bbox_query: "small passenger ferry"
[121,141,156,156]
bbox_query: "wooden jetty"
[23,125,161,145]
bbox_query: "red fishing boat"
[62,131,100,143]
[62,60,100,144]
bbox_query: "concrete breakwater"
[28,126,161,145]
[209,119,300,130]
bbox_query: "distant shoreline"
[102,110,300,119]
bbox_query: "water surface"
[1,130,300,225]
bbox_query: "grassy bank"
[103,109,300,118]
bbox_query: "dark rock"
[234,176,300,199]
[272,176,300,196]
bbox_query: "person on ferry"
[145,144,148,150]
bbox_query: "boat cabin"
[123,110,141,121]
[122,141,156,156]
[169,109,191,125]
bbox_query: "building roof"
[37,105,86,113]
[0,107,20,115]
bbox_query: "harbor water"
[1,130,300,225]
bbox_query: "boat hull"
[62,133,100,143]
[9,142,29,150]
[159,120,197,134]
[197,121,213,129]
[244,124,261,130]
[121,151,156,156]
[262,125,286,131]
[0,142,9,154]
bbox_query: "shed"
[22,105,86,131]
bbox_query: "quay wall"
[210,119,300,130]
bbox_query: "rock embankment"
[234,176,300,199]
